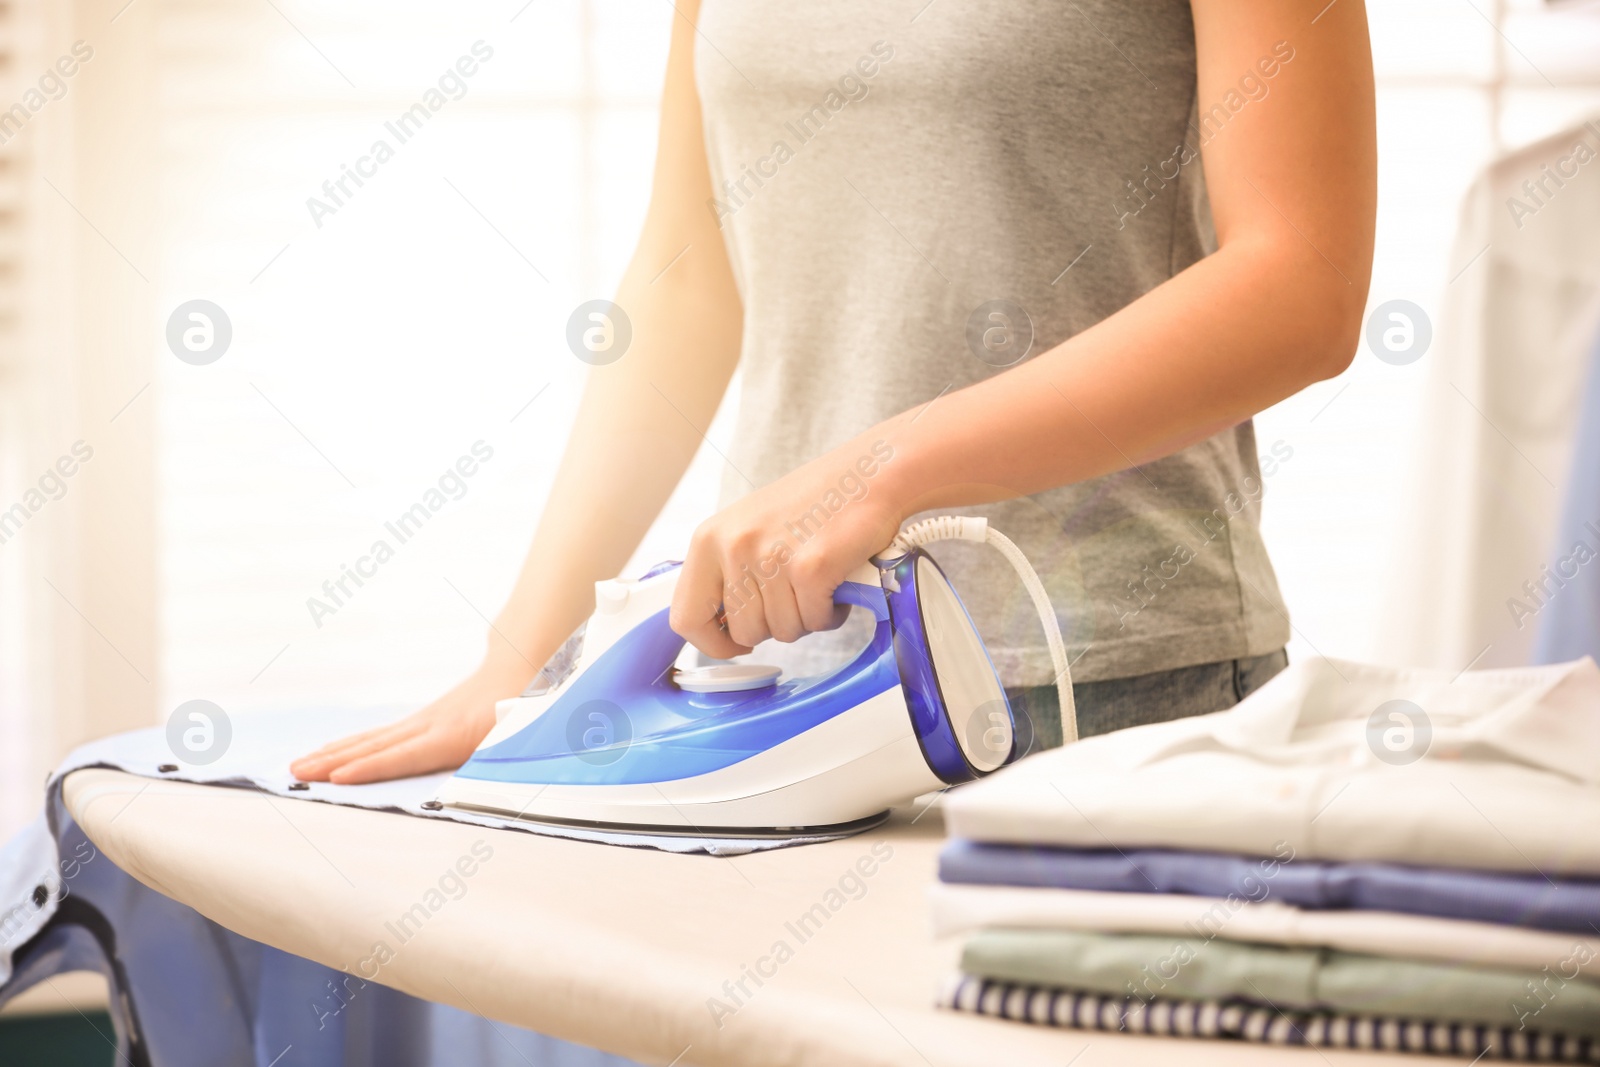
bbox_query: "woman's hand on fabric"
[288,651,533,784]
[670,438,903,658]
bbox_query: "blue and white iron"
[435,517,1076,836]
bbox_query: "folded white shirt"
[945,656,1600,875]
[928,883,1600,978]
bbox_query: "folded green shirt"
[960,929,1600,1038]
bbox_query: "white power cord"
[887,516,1079,745]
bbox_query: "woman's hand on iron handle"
[671,438,903,658]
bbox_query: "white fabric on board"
[0,708,859,988]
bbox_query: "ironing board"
[62,769,1461,1067]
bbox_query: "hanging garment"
[927,883,1600,979]
[1381,116,1600,671]
[937,840,1600,934]
[957,928,1600,1038]
[937,974,1600,1063]
[1534,325,1600,664]
[942,655,1600,874]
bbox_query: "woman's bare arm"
[293,0,741,783]
[672,0,1377,657]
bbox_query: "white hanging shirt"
[944,655,1600,875]
[1380,117,1600,670]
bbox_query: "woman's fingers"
[670,551,752,659]
[791,553,847,634]
[288,660,515,785]
[328,730,458,785]
[293,721,416,769]
[297,722,393,761]
[671,488,898,655]
[721,574,773,649]
[760,576,806,644]
[290,720,424,780]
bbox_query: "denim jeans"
[1005,648,1289,754]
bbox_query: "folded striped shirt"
[937,973,1600,1063]
[958,928,1600,1038]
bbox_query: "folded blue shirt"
[938,839,1600,934]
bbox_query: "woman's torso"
[695,0,1289,684]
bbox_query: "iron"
[435,518,1073,836]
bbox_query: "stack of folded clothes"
[934,656,1600,1062]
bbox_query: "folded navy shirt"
[938,839,1600,934]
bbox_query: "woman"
[292,0,1375,784]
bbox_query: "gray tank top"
[695,1,1289,685]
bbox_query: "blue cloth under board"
[0,792,643,1067]
[0,707,750,1067]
